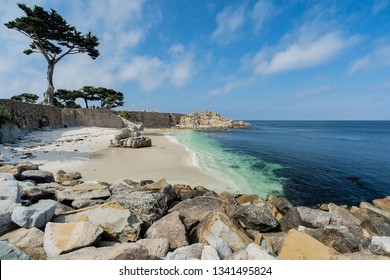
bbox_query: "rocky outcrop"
[178,110,250,129]
[110,125,151,148]
[1,163,390,260]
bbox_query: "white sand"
[0,126,225,188]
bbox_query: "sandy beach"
[0,126,225,188]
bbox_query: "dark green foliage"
[5,3,100,105]
[54,86,124,109]
[54,89,82,108]
[11,93,39,103]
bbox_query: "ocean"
[169,121,390,206]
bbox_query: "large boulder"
[360,202,390,219]
[191,211,252,252]
[44,222,103,258]
[107,190,167,227]
[226,243,277,260]
[145,211,188,250]
[0,227,46,260]
[296,206,342,228]
[141,178,177,204]
[278,229,336,260]
[56,170,82,183]
[0,180,20,203]
[233,205,279,232]
[165,243,205,260]
[54,243,149,260]
[136,238,170,260]
[52,202,141,242]
[328,203,361,228]
[20,170,54,183]
[366,236,390,257]
[20,182,61,203]
[271,197,294,215]
[11,199,57,229]
[279,208,303,232]
[168,196,224,230]
[0,241,31,260]
[372,197,390,210]
[0,200,18,235]
[205,233,233,259]
[201,245,220,260]
[218,192,239,217]
[55,183,111,202]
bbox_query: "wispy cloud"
[348,43,390,74]
[208,77,254,97]
[252,32,357,75]
[250,0,276,33]
[211,5,245,45]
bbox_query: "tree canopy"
[11,93,39,103]
[54,86,124,109]
[5,3,99,105]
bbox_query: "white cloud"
[250,0,275,32]
[208,77,254,97]
[120,56,168,91]
[253,33,356,75]
[120,45,196,91]
[211,5,245,44]
[348,44,390,74]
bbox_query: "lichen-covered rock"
[233,205,279,232]
[145,211,188,250]
[108,190,167,227]
[44,222,103,257]
[11,199,57,229]
[71,199,106,209]
[296,206,342,228]
[53,202,142,242]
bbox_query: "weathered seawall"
[0,99,185,143]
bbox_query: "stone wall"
[0,99,186,143]
[118,111,185,128]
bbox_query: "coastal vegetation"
[11,93,39,104]
[0,104,12,125]
[54,86,124,109]
[5,3,100,105]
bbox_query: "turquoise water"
[168,130,285,198]
[170,121,390,206]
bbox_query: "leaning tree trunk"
[44,61,55,105]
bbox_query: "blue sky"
[1,0,390,120]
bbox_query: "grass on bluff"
[0,104,12,125]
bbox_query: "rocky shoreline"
[0,161,389,260]
[178,110,250,129]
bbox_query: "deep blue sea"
[170,121,390,206]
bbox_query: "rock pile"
[1,163,389,260]
[110,124,151,148]
[179,110,250,129]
